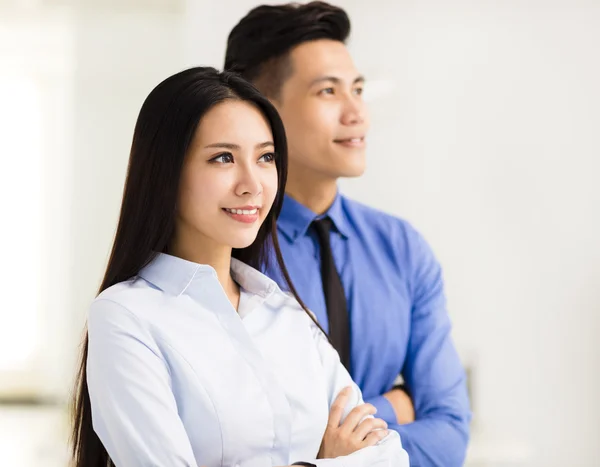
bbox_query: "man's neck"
[285,172,338,215]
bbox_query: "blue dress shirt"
[264,193,471,467]
[86,253,410,467]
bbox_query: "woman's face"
[174,99,279,254]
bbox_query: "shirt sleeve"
[292,317,410,467]
[365,393,399,426]
[86,298,198,467]
[394,231,472,466]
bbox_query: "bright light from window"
[0,75,42,370]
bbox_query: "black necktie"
[312,217,351,370]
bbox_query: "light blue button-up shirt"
[86,253,410,467]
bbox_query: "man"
[225,2,471,465]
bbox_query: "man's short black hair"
[224,1,351,99]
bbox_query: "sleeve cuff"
[366,393,398,425]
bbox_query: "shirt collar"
[138,253,278,298]
[277,192,350,242]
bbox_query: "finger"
[327,386,353,429]
[339,403,377,434]
[361,429,389,447]
[352,417,388,441]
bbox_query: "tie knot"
[312,216,334,235]
[312,217,334,246]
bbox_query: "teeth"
[226,208,258,215]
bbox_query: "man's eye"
[319,88,335,96]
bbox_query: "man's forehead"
[289,40,357,73]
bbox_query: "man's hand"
[383,387,415,425]
[318,387,389,459]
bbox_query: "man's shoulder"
[340,195,422,244]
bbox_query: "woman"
[71,67,409,467]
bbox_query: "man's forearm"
[391,416,469,467]
[365,394,399,425]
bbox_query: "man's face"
[275,39,370,183]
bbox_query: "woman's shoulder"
[96,275,153,302]
[90,276,165,326]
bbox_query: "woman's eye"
[210,153,234,163]
[318,87,334,96]
[354,87,364,96]
[259,152,276,163]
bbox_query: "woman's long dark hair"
[71,67,324,467]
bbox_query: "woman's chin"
[228,232,260,250]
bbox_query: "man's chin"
[289,161,365,183]
[315,165,365,180]
[336,164,366,179]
